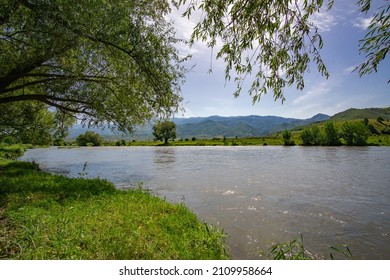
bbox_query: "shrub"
[76,131,103,146]
[341,122,370,146]
[324,122,341,146]
[300,127,322,145]
[282,130,295,146]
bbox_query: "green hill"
[288,107,390,146]
[330,107,390,121]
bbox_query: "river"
[20,146,390,259]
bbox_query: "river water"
[20,146,390,259]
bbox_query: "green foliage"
[175,0,387,100]
[382,127,390,135]
[268,235,354,260]
[153,120,177,144]
[76,131,103,146]
[1,0,186,133]
[0,101,73,145]
[176,0,332,101]
[0,160,228,260]
[298,120,380,146]
[268,235,309,260]
[367,123,379,134]
[331,107,390,121]
[329,245,354,260]
[0,145,26,160]
[115,139,127,146]
[282,130,295,146]
[356,0,389,82]
[377,116,385,123]
[341,122,370,146]
[300,126,323,146]
[324,122,341,146]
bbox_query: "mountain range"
[67,107,389,140]
[68,113,330,140]
[173,114,330,139]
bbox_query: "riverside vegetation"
[1,145,364,260]
[68,122,389,148]
[0,145,228,259]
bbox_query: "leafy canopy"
[76,131,104,146]
[153,120,177,144]
[0,101,73,145]
[0,0,186,133]
[174,0,389,101]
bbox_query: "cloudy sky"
[168,1,389,119]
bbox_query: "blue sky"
[168,1,389,119]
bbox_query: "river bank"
[62,134,390,147]
[0,145,228,260]
[18,145,390,260]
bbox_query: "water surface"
[20,146,390,259]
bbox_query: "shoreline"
[0,148,229,260]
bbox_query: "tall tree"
[175,0,389,100]
[153,120,177,144]
[0,0,186,133]
[324,122,341,146]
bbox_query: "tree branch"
[1,73,113,95]
[0,93,90,104]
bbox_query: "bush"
[282,130,295,146]
[300,126,322,146]
[324,122,341,146]
[341,122,370,146]
[76,131,103,146]
[115,139,126,146]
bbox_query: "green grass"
[289,119,390,146]
[0,144,27,161]
[0,160,228,260]
[105,136,284,147]
[66,129,390,147]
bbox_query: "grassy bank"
[0,144,27,161]
[0,155,228,259]
[94,136,284,147]
[64,133,390,147]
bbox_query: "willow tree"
[356,0,389,81]
[0,0,186,133]
[174,0,389,101]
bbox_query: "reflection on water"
[20,146,390,259]
[154,147,176,164]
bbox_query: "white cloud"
[167,5,210,56]
[353,16,373,30]
[311,10,339,32]
[344,65,357,74]
[292,81,332,106]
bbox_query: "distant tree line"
[299,121,371,146]
[281,118,390,147]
